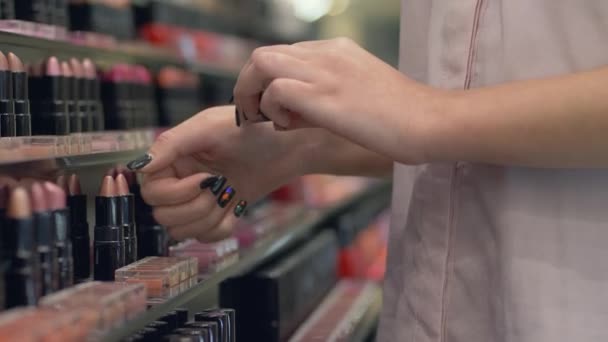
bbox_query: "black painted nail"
[234,200,248,217]
[200,176,219,190]
[218,186,236,208]
[127,154,152,171]
[210,176,227,195]
[242,111,249,120]
[235,107,241,127]
[229,95,234,104]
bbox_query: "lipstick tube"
[52,205,73,289]
[2,198,40,307]
[94,195,125,281]
[118,194,137,264]
[0,66,15,137]
[34,208,59,295]
[30,74,69,135]
[68,193,90,282]
[11,68,30,136]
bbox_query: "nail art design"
[235,107,241,127]
[200,176,219,190]
[218,186,236,208]
[234,200,248,217]
[210,176,227,195]
[127,154,152,171]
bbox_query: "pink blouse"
[380,1,608,341]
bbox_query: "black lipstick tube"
[52,206,72,289]
[65,74,81,133]
[68,194,89,282]
[30,75,69,135]
[34,210,59,295]
[118,194,137,264]
[89,77,104,131]
[94,196,125,281]
[0,69,15,137]
[76,75,92,132]
[2,215,40,307]
[12,70,30,136]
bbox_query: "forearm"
[423,66,608,167]
[294,128,393,178]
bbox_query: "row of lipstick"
[0,168,170,309]
[0,50,160,137]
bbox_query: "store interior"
[0,0,399,341]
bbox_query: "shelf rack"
[101,181,391,341]
[0,30,239,78]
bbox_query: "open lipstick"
[67,174,90,282]
[0,51,15,137]
[8,53,30,136]
[2,187,40,307]
[116,173,137,264]
[61,61,81,133]
[44,181,73,289]
[94,176,125,281]
[30,57,69,135]
[83,59,103,131]
[31,183,59,296]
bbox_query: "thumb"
[127,107,224,173]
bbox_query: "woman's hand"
[234,37,444,164]
[126,106,308,242]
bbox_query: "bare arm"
[424,66,608,167]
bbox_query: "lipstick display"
[93,176,125,281]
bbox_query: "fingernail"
[242,111,249,121]
[229,95,234,104]
[127,154,152,171]
[210,176,227,195]
[235,107,241,127]
[218,186,236,208]
[200,176,219,189]
[234,200,248,217]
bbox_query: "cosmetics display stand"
[101,181,391,341]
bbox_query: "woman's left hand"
[233,37,443,164]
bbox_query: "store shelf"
[101,181,391,341]
[0,130,155,174]
[0,30,239,78]
[351,288,383,342]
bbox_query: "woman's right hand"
[127,106,309,242]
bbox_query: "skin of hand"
[233,37,444,165]
[235,37,608,168]
[135,106,311,242]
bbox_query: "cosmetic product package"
[31,183,59,295]
[220,230,339,342]
[131,178,169,258]
[289,280,382,342]
[39,281,147,334]
[114,256,198,304]
[169,237,238,275]
[8,53,30,136]
[194,308,236,342]
[116,173,137,264]
[0,51,15,137]
[45,182,73,289]
[69,1,135,41]
[156,66,201,126]
[0,307,95,341]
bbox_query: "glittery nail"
[210,176,227,195]
[200,176,219,190]
[218,186,236,208]
[234,200,248,217]
[126,154,152,171]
